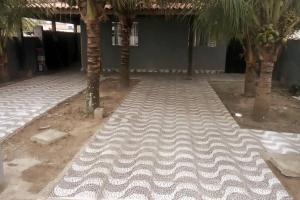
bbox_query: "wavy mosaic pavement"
[246,129,300,155]
[0,72,86,142]
[49,76,293,200]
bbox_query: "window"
[112,22,139,46]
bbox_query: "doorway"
[225,39,246,73]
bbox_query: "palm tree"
[252,1,300,120]
[76,0,106,113]
[1,0,105,114]
[191,0,300,120]
[111,0,143,88]
[243,36,257,97]
[54,0,105,114]
[192,0,258,97]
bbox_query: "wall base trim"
[103,68,224,74]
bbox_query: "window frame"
[112,22,139,47]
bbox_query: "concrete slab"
[0,147,4,188]
[265,153,300,177]
[31,129,68,145]
[293,96,300,101]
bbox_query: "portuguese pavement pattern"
[49,76,300,200]
[0,72,86,142]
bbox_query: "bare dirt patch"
[210,80,300,199]
[0,78,139,200]
[210,81,300,133]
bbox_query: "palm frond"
[111,0,145,17]
[0,0,59,56]
[191,0,253,42]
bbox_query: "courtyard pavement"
[0,72,86,142]
[49,75,300,200]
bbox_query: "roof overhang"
[29,2,194,16]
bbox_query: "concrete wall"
[7,38,21,76]
[276,40,300,86]
[193,44,227,70]
[101,16,227,71]
[81,16,227,71]
[22,37,42,73]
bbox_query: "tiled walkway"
[0,72,86,141]
[49,76,300,200]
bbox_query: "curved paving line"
[49,76,296,200]
[0,72,87,142]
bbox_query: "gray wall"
[193,44,227,70]
[101,16,188,70]
[81,16,227,71]
[7,38,21,76]
[276,40,300,86]
[22,37,41,73]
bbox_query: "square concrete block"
[0,147,4,187]
[265,153,300,177]
[94,108,104,120]
[31,129,68,145]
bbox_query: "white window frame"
[112,22,139,46]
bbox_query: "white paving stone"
[0,72,86,142]
[49,76,293,200]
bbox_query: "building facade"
[80,15,227,74]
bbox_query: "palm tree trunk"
[0,54,9,82]
[244,42,256,97]
[187,17,194,78]
[253,46,279,121]
[120,17,132,88]
[85,21,101,114]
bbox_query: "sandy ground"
[210,81,300,133]
[210,80,300,200]
[0,77,139,200]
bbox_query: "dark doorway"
[43,31,81,72]
[225,39,246,73]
